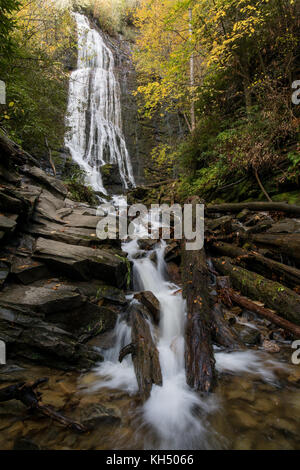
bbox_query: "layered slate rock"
[0,280,118,367]
[33,237,129,287]
[10,257,49,285]
[0,305,102,369]
[0,134,131,371]
[20,165,68,199]
[0,283,84,316]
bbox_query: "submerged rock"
[80,403,121,430]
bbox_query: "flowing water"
[64,13,135,194]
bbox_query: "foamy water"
[65,13,135,193]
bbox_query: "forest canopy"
[0,0,299,201]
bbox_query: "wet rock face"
[101,163,123,194]
[109,35,185,186]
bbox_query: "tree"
[0,0,20,57]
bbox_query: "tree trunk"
[0,379,86,432]
[182,197,215,392]
[211,303,243,349]
[211,241,300,288]
[129,303,162,402]
[189,8,196,133]
[213,257,300,325]
[247,233,300,266]
[228,289,300,338]
[206,201,300,216]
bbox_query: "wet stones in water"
[80,403,121,430]
[233,323,261,345]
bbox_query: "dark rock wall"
[102,30,186,186]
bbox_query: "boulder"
[71,281,127,305]
[164,240,181,263]
[137,239,158,251]
[166,262,181,285]
[48,302,117,342]
[80,404,121,430]
[233,323,261,345]
[33,237,130,287]
[0,188,25,213]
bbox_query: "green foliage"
[0,0,20,57]
[75,0,139,38]
[64,166,98,205]
[0,1,76,156]
[134,0,299,201]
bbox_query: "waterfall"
[64,13,135,194]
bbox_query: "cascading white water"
[64,13,135,194]
[93,219,218,449]
[92,212,287,449]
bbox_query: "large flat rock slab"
[10,257,49,284]
[0,283,84,316]
[33,237,130,287]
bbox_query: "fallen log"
[216,276,300,338]
[182,197,216,393]
[0,378,86,433]
[206,201,300,216]
[211,241,300,288]
[247,233,300,266]
[213,257,300,325]
[211,303,243,349]
[128,303,162,402]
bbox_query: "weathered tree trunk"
[182,198,215,392]
[247,233,300,265]
[230,290,300,338]
[128,303,162,402]
[206,201,300,216]
[0,378,86,432]
[216,276,300,338]
[211,303,243,349]
[119,343,136,363]
[213,257,300,325]
[211,241,300,288]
